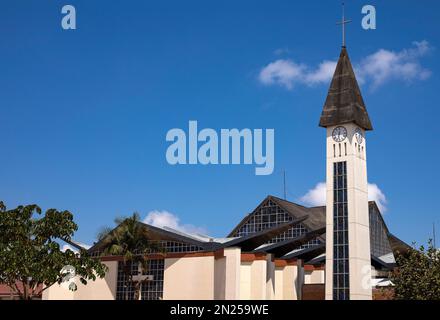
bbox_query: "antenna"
[434,222,437,248]
[336,2,352,47]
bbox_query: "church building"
[43,45,410,301]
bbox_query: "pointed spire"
[319,47,373,130]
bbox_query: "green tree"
[392,239,440,300]
[98,213,163,300]
[0,201,107,300]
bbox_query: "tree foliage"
[392,239,440,300]
[0,201,107,299]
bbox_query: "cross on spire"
[336,2,352,47]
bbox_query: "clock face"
[332,126,347,142]
[354,127,364,144]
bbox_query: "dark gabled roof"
[227,195,326,239]
[319,47,373,130]
[388,233,412,256]
[88,221,215,254]
[253,227,326,257]
[272,197,325,232]
[220,218,307,252]
[282,243,326,261]
[371,255,396,270]
[306,254,325,266]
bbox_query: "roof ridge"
[268,195,309,209]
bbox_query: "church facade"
[43,46,409,300]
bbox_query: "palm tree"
[97,213,163,300]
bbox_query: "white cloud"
[356,40,432,88]
[299,182,387,213]
[143,210,207,235]
[305,61,338,84]
[258,59,335,89]
[299,182,327,208]
[259,41,432,90]
[259,59,306,89]
[367,183,387,213]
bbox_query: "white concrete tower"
[320,47,373,300]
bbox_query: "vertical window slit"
[333,161,349,300]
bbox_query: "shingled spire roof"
[319,47,373,130]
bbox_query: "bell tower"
[320,45,373,300]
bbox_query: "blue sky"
[1,0,439,247]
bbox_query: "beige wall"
[222,248,241,300]
[74,261,118,300]
[163,251,304,301]
[42,251,307,301]
[163,255,215,300]
[250,259,266,299]
[239,255,277,300]
[42,261,118,300]
[305,270,325,284]
[214,255,227,299]
[214,248,241,300]
[274,264,300,300]
[239,262,252,299]
[42,281,76,300]
[274,268,284,300]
